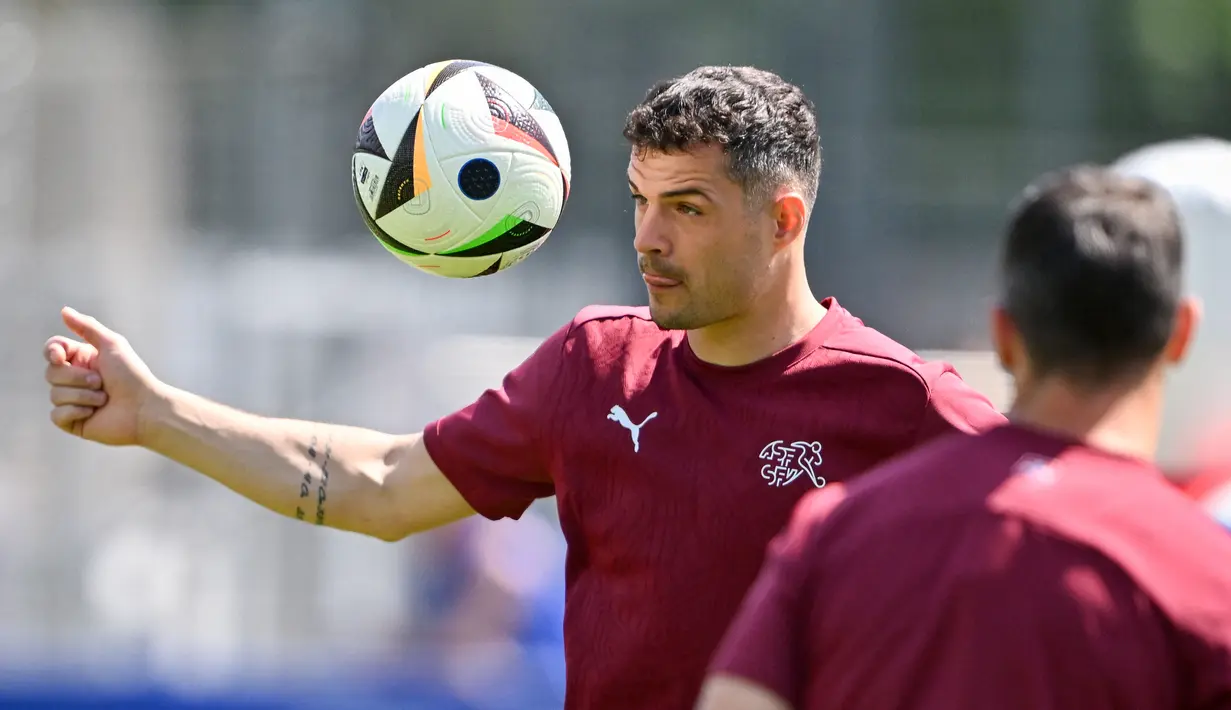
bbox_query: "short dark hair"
[622,66,822,205]
[1000,165,1185,385]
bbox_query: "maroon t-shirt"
[711,423,1231,710]
[422,297,1004,710]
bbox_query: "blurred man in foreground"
[698,165,1231,710]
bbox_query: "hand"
[44,307,162,446]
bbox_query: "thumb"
[61,306,120,348]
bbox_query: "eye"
[677,203,702,216]
[630,194,648,207]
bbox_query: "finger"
[44,338,67,366]
[50,404,94,434]
[43,336,96,369]
[49,385,107,408]
[45,363,101,389]
[61,307,121,349]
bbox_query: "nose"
[633,204,671,257]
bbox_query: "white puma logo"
[607,405,657,453]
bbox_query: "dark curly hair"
[622,66,822,206]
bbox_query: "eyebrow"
[627,178,713,201]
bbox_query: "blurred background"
[1,0,1229,707]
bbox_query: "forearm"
[139,384,411,539]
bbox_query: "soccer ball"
[351,60,572,278]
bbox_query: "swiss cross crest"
[759,440,826,488]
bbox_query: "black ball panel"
[457,158,501,200]
[355,113,388,159]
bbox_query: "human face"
[628,145,773,331]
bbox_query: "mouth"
[639,259,683,290]
[642,272,682,289]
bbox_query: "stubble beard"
[649,288,708,331]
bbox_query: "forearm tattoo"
[296,435,332,525]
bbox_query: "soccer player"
[42,66,1004,710]
[698,165,1231,710]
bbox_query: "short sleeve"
[708,485,848,706]
[915,366,1006,446]
[422,320,576,521]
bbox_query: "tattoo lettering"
[315,443,332,526]
[297,435,325,524]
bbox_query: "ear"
[1163,296,1202,366]
[770,192,808,250]
[990,305,1020,374]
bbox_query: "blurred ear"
[1163,296,1202,366]
[990,305,1021,375]
[770,191,808,250]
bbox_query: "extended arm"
[46,306,561,539]
[44,307,475,541]
[143,386,475,540]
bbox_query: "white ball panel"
[374,186,481,254]
[424,69,563,166]
[434,100,493,159]
[420,71,492,164]
[487,151,564,230]
[369,67,429,156]
[532,109,571,182]
[395,252,502,278]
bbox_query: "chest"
[549,366,921,559]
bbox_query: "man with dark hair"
[699,166,1231,710]
[41,65,1002,710]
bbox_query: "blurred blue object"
[0,681,480,710]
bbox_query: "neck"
[1008,370,1166,462]
[687,264,825,367]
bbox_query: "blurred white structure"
[1114,137,1231,470]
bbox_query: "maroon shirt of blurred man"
[701,166,1231,710]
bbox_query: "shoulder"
[808,430,1231,652]
[780,482,853,548]
[817,308,1002,433]
[565,304,668,349]
[554,305,674,373]
[928,434,1231,654]
[823,317,966,389]
[802,430,1095,572]
[979,503,1231,659]
[1010,454,1231,646]
[851,430,1002,501]
[570,304,656,330]
[767,432,1032,604]
[811,428,1019,546]
[764,432,996,559]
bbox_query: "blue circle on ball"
[458,158,501,200]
